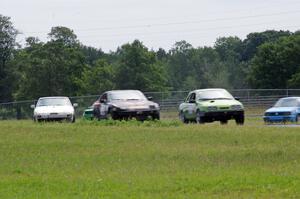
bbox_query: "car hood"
[34,106,74,114]
[265,107,298,113]
[110,100,158,109]
[197,99,242,107]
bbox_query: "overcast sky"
[1,0,300,52]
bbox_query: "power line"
[80,24,300,45]
[22,10,300,34]
[77,20,299,39]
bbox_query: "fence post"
[16,105,21,120]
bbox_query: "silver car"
[31,96,77,122]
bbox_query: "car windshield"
[37,98,71,106]
[109,91,147,101]
[274,98,300,107]
[196,90,234,100]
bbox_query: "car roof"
[278,97,300,100]
[38,96,69,100]
[106,90,142,94]
[190,88,227,93]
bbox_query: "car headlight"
[149,103,159,110]
[231,105,243,110]
[207,106,218,111]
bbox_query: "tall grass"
[0,120,299,198]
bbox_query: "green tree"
[48,26,78,46]
[214,36,246,88]
[241,30,291,61]
[115,40,168,91]
[79,59,116,95]
[167,41,194,90]
[80,45,105,65]
[0,14,18,102]
[249,34,300,88]
[14,28,86,99]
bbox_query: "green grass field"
[0,119,300,198]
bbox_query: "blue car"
[263,97,300,123]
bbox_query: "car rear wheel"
[106,110,119,120]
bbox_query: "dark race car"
[92,90,160,121]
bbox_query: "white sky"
[1,0,300,52]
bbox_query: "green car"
[178,89,244,125]
[82,106,94,120]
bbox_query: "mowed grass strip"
[0,120,300,198]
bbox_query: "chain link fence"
[1,89,300,120]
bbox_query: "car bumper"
[83,113,94,119]
[263,115,296,122]
[35,114,73,120]
[114,109,159,117]
[200,110,244,120]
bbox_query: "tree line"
[1,14,300,102]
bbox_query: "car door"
[182,92,197,119]
[99,93,109,116]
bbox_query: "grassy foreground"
[0,120,300,198]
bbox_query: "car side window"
[185,93,192,102]
[185,93,195,103]
[99,93,107,103]
[188,93,196,103]
[190,93,196,102]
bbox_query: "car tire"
[67,115,75,123]
[196,110,204,124]
[220,119,228,125]
[106,110,119,120]
[235,114,244,125]
[179,111,188,124]
[151,112,160,120]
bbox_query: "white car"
[31,96,77,122]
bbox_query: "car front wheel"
[235,114,244,125]
[151,112,160,120]
[196,110,204,124]
[179,111,188,124]
[220,119,228,125]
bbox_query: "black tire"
[179,111,188,124]
[196,110,204,124]
[296,114,300,123]
[151,112,160,120]
[220,119,228,125]
[235,114,245,125]
[67,115,75,123]
[106,110,119,120]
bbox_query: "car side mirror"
[30,104,35,109]
[147,96,153,101]
[100,99,107,103]
[235,97,240,101]
[73,103,78,107]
